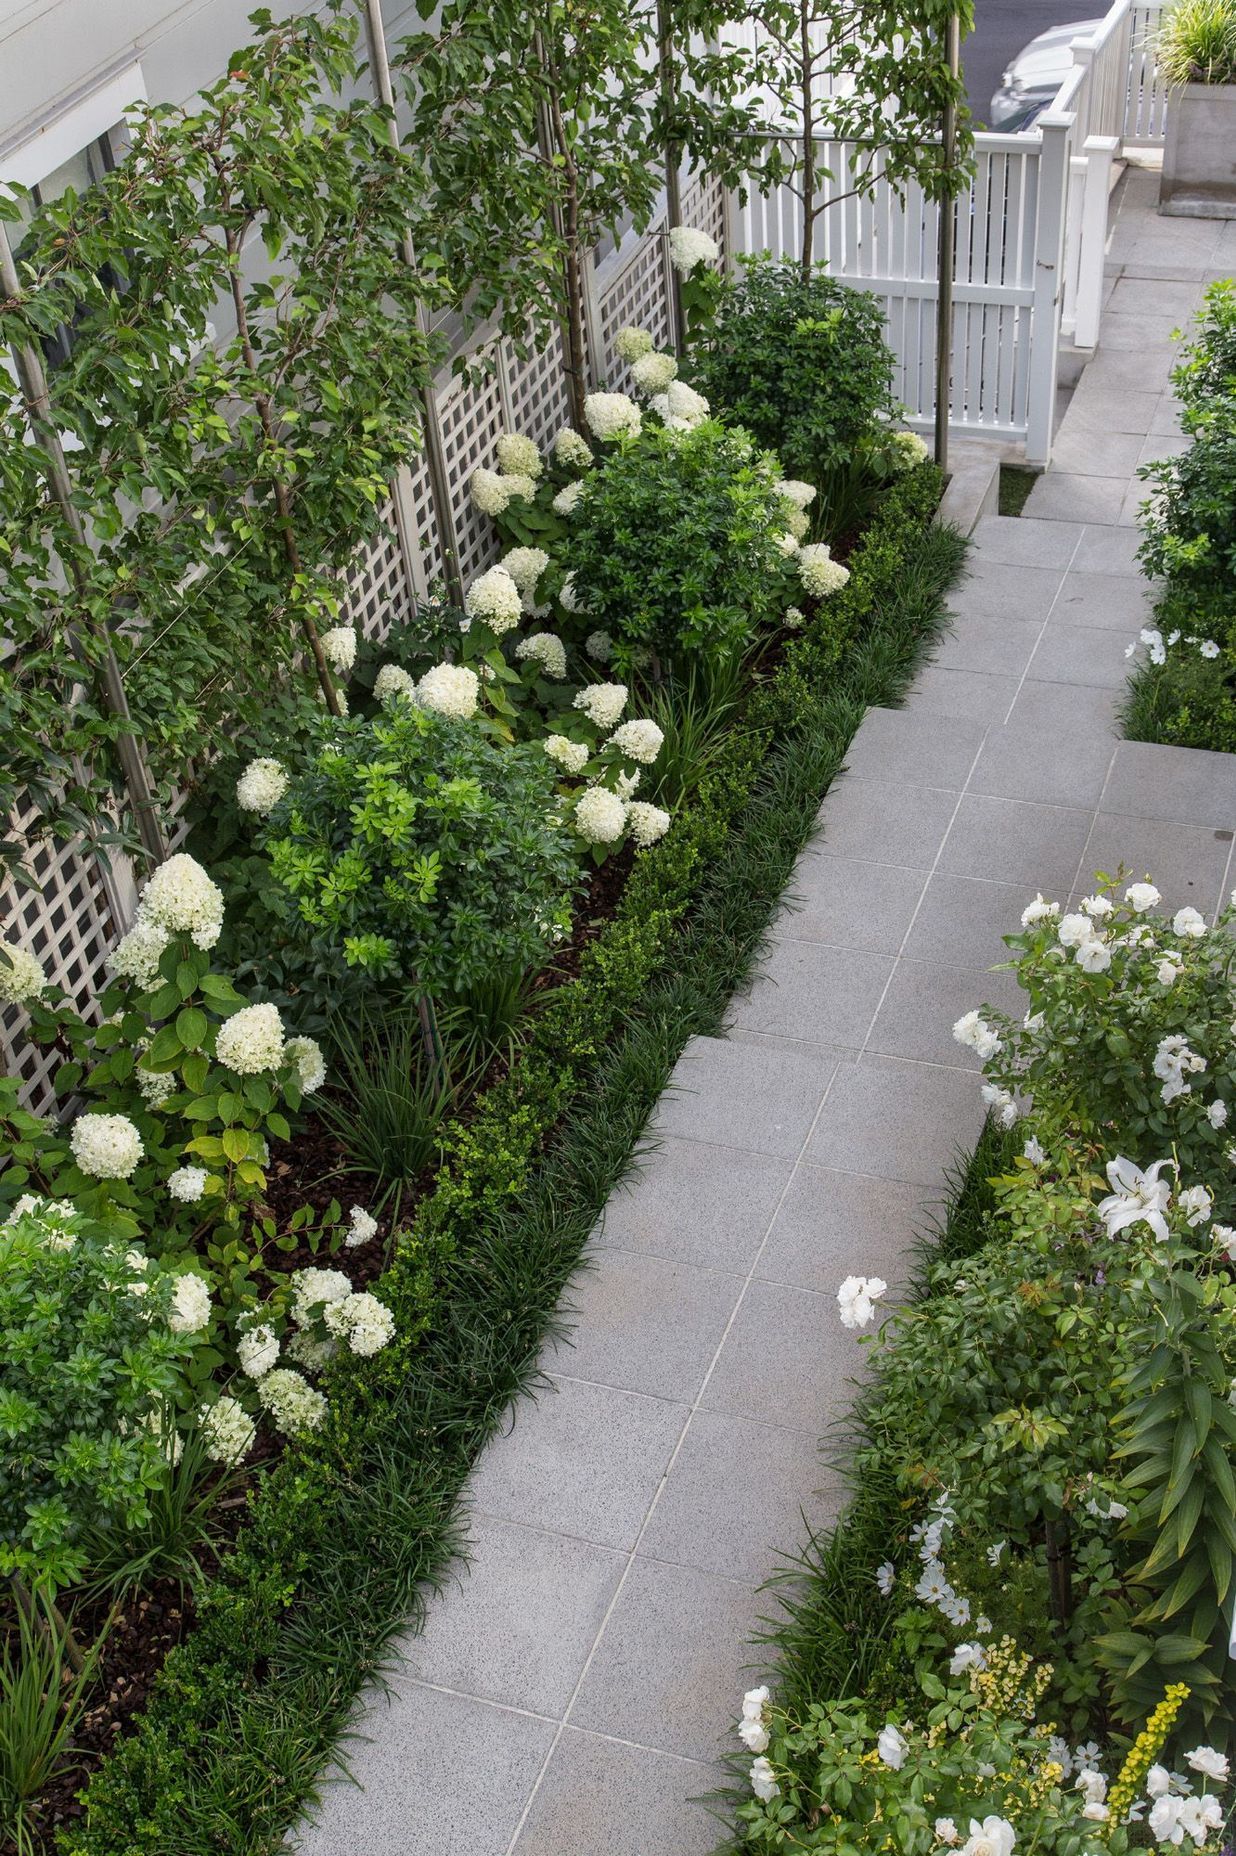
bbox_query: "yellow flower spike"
[1102,1685,1191,1839]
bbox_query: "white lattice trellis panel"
[337,496,416,645]
[437,366,507,581]
[503,327,576,453]
[598,216,674,383]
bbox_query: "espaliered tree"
[0,6,440,875]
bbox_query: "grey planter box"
[1160,82,1236,216]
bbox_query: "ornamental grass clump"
[1155,0,1236,85]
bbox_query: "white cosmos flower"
[1126,881,1162,912]
[1097,1155,1175,1243]
[1173,906,1207,938]
[837,1274,888,1329]
[876,1561,895,1596]
[749,1756,779,1801]
[877,1725,908,1770]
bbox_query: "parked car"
[989,18,1102,131]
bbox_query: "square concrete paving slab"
[543,1249,743,1403]
[1073,345,1178,392]
[803,1054,984,1187]
[902,872,1036,969]
[568,1556,761,1762]
[757,1163,928,1296]
[812,779,960,868]
[938,792,1096,892]
[1023,472,1129,525]
[904,666,1021,722]
[1118,483,1150,527]
[1093,311,1187,350]
[291,1683,556,1856]
[1027,623,1137,690]
[842,704,988,790]
[392,1516,624,1716]
[1048,569,1154,631]
[945,559,1065,624]
[866,958,1024,1070]
[1071,525,1147,575]
[640,1407,841,1583]
[702,1277,864,1430]
[970,514,1084,568]
[1139,431,1190,465]
[650,1034,839,1159]
[772,855,927,954]
[1150,396,1185,436]
[468,1375,685,1552]
[512,1729,724,1856]
[1102,740,1236,826]
[1076,813,1233,914]
[1107,276,1204,319]
[968,715,1116,810]
[1046,427,1147,478]
[932,613,1044,679]
[594,1135,790,1272]
[1062,385,1161,435]
[729,940,894,1048]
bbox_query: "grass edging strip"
[63,468,965,1856]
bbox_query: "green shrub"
[1155,0,1236,84]
[1139,398,1236,597]
[1173,278,1236,414]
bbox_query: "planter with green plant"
[1157,0,1236,215]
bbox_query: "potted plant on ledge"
[1159,0,1236,215]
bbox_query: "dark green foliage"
[2,1591,105,1856]
[316,1006,459,1190]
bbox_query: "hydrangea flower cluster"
[256,1367,327,1437]
[200,1394,256,1465]
[574,786,627,844]
[321,625,358,675]
[114,855,226,993]
[573,682,628,730]
[70,1111,144,1181]
[169,1271,212,1335]
[374,662,417,706]
[667,223,719,274]
[552,480,585,516]
[584,392,642,443]
[607,719,664,764]
[236,757,289,817]
[630,349,678,394]
[502,546,550,606]
[552,426,593,471]
[515,633,568,680]
[470,465,536,516]
[285,1034,327,1095]
[797,542,851,599]
[614,325,654,364]
[168,1165,208,1203]
[891,430,930,468]
[215,1001,286,1075]
[544,734,591,775]
[648,379,710,431]
[495,431,542,478]
[464,564,523,635]
[418,662,480,719]
[0,939,47,1006]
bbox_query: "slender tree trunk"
[1044,1517,1074,1631]
[656,0,685,350]
[799,7,818,280]
[562,186,590,432]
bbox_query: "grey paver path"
[291,165,1236,1856]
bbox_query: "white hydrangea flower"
[649,379,710,428]
[140,854,225,950]
[552,480,585,516]
[138,1067,177,1110]
[798,544,851,599]
[168,1165,208,1203]
[775,531,800,558]
[584,628,613,662]
[495,431,542,479]
[837,1274,888,1329]
[784,606,806,630]
[238,1323,280,1379]
[608,719,664,765]
[502,546,550,604]
[892,430,930,468]
[110,918,170,991]
[630,349,678,395]
[515,633,569,680]
[290,1265,353,1326]
[668,224,719,274]
[776,479,817,511]
[323,1289,396,1357]
[418,662,480,720]
[284,1035,326,1096]
[200,1395,255,1466]
[346,1204,378,1248]
[70,1112,144,1181]
[784,506,810,541]
[584,392,642,442]
[285,1329,338,1370]
[236,757,289,817]
[256,1367,328,1437]
[552,426,593,470]
[464,564,523,635]
[573,682,628,730]
[215,1001,286,1076]
[321,625,357,676]
[169,1271,212,1335]
[574,786,627,844]
[374,662,418,706]
[470,466,513,515]
[558,572,586,616]
[626,800,671,848]
[0,941,47,1006]
[614,325,654,364]
[1126,881,1162,912]
[544,734,591,776]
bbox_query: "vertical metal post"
[0,219,167,866]
[657,0,685,350]
[933,7,961,474]
[363,0,464,609]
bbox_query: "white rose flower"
[1173,906,1207,938]
[321,626,357,675]
[1076,1770,1108,1806]
[464,565,523,635]
[573,682,628,730]
[749,1756,779,1801]
[495,431,542,479]
[959,1818,1016,1856]
[1212,1223,1236,1259]
[614,325,654,364]
[1126,881,1162,912]
[1146,1766,1173,1798]
[1207,1099,1227,1128]
[0,941,47,1006]
[515,633,569,680]
[1157,958,1183,987]
[552,426,593,470]
[1057,911,1095,948]
[877,1724,908,1770]
[169,1271,212,1335]
[70,1112,144,1181]
[1081,894,1114,919]
[668,223,719,274]
[374,663,418,706]
[200,1395,255,1466]
[1075,938,1112,974]
[741,1684,770,1720]
[1184,1747,1228,1784]
[584,392,642,442]
[951,1010,1002,1061]
[285,1035,327,1096]
[168,1165,208,1203]
[1019,894,1060,929]
[626,801,671,849]
[238,1323,280,1379]
[418,662,480,720]
[936,1821,960,1845]
[574,786,627,844]
[738,1717,769,1753]
[215,1001,286,1075]
[797,543,850,598]
[837,1274,888,1329]
[139,853,224,949]
[631,349,678,395]
[544,734,591,776]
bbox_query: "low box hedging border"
[63,463,964,1856]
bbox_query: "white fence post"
[1060,153,1087,341]
[1074,134,1119,349]
[1025,114,1073,467]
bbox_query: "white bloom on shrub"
[785,506,810,541]
[1146,1767,1175,1799]
[574,681,628,730]
[739,1716,769,1753]
[257,1367,328,1437]
[559,572,586,615]
[1097,1155,1174,1243]
[1173,906,1207,939]
[775,530,800,558]
[345,1204,379,1249]
[1199,640,1220,659]
[797,543,850,598]
[949,1642,987,1676]
[1185,1747,1229,1784]
[1126,881,1162,912]
[981,1083,1020,1129]
[775,479,817,511]
[374,663,418,706]
[630,349,678,395]
[837,1274,888,1329]
[1023,1137,1046,1167]
[952,1009,1002,1061]
[1151,1794,1224,1848]
[1057,911,1094,948]
[668,223,719,273]
[649,379,710,428]
[324,1289,396,1357]
[959,1818,1016,1856]
[877,1725,908,1770]
[200,1395,255,1466]
[418,662,481,720]
[470,466,514,515]
[1075,937,1112,974]
[110,918,170,991]
[216,1001,286,1075]
[1077,1770,1108,1807]
[584,392,642,442]
[543,735,589,776]
[608,719,664,765]
[0,941,46,1006]
[495,432,542,479]
[169,1272,212,1335]
[574,786,627,844]
[465,564,523,635]
[516,633,569,680]
[784,606,806,630]
[1157,957,1183,987]
[236,757,289,817]
[1212,1223,1236,1260]
[892,430,931,469]
[876,1561,895,1596]
[286,1330,337,1370]
[291,1266,352,1326]
[138,1067,177,1110]
[749,1755,780,1801]
[553,426,593,470]
[71,1111,143,1181]
[614,325,654,364]
[1081,894,1114,919]
[502,546,551,604]
[1207,1098,1228,1128]
[168,1165,208,1203]
[284,1035,327,1096]
[1153,1033,1207,1104]
[936,1821,960,1845]
[626,801,671,849]
[321,626,357,675]
[552,480,584,516]
[238,1323,280,1379]
[140,853,225,950]
[1179,1184,1213,1227]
